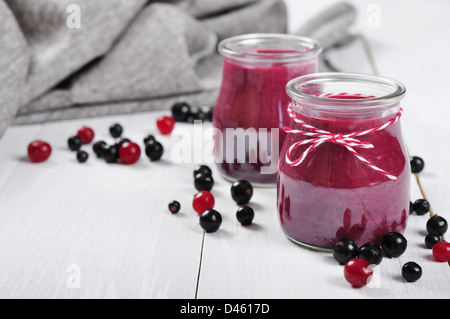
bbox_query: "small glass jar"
[213,34,322,186]
[278,73,410,250]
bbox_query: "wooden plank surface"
[0,0,448,299]
[0,116,204,299]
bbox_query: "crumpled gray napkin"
[0,0,287,137]
[0,0,358,139]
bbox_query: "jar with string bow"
[278,73,410,250]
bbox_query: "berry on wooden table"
[193,191,215,216]
[157,116,176,135]
[119,142,141,165]
[412,199,431,216]
[144,135,156,146]
[200,210,222,233]
[194,173,214,192]
[27,141,52,163]
[145,141,164,161]
[194,165,212,178]
[402,262,422,282]
[68,136,83,151]
[168,201,181,214]
[358,243,383,265]
[425,234,441,249]
[426,215,448,236]
[171,102,192,122]
[332,239,359,265]
[344,258,373,288]
[231,180,253,205]
[236,206,255,226]
[93,141,107,158]
[432,241,450,262]
[77,126,95,144]
[410,156,425,174]
[76,150,89,163]
[381,232,407,258]
[109,123,123,138]
[103,145,119,163]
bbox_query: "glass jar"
[278,73,410,250]
[213,34,322,186]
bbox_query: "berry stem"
[407,145,450,266]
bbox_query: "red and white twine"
[283,102,403,181]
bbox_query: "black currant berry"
[68,136,83,151]
[103,145,119,163]
[402,262,422,283]
[425,234,441,249]
[145,142,164,161]
[143,135,156,146]
[358,243,383,265]
[168,201,181,214]
[194,165,212,178]
[93,141,107,158]
[426,215,448,236]
[231,180,253,205]
[171,102,191,122]
[109,123,123,138]
[413,199,431,216]
[332,239,359,265]
[381,232,407,258]
[200,210,222,233]
[410,156,425,174]
[236,206,255,226]
[194,173,214,192]
[76,150,89,163]
[114,138,130,149]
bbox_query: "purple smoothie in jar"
[213,34,322,186]
[278,73,410,250]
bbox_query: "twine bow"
[283,103,403,181]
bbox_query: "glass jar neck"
[286,73,406,121]
[219,33,322,66]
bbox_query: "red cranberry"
[118,142,141,165]
[27,141,52,163]
[77,126,95,144]
[192,191,215,216]
[157,116,176,135]
[432,241,450,262]
[344,258,374,288]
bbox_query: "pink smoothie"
[277,98,410,248]
[214,55,318,184]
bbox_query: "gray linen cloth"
[0,0,288,137]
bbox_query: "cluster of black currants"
[425,215,448,249]
[409,155,449,251]
[194,165,214,192]
[168,165,256,233]
[333,232,422,283]
[171,102,214,124]
[143,135,164,162]
[67,126,95,163]
[92,123,126,164]
[68,135,89,163]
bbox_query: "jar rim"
[286,72,406,111]
[218,33,323,63]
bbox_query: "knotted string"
[283,103,403,181]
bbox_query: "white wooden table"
[0,0,449,299]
